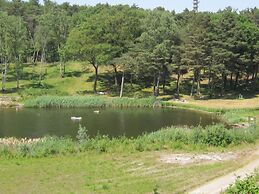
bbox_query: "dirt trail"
[189,149,259,194]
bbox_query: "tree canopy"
[0,0,258,97]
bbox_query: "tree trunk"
[130,74,133,87]
[153,74,156,96]
[59,63,63,78]
[16,64,20,89]
[190,75,195,97]
[221,73,225,97]
[254,65,258,82]
[176,72,181,98]
[39,48,45,84]
[234,72,239,89]
[120,71,125,98]
[60,62,65,78]
[32,50,36,63]
[63,63,66,77]
[93,64,98,94]
[162,68,166,94]
[223,74,227,90]
[35,50,39,63]
[230,73,233,89]
[155,74,160,97]
[246,73,250,86]
[196,71,201,96]
[209,76,214,98]
[0,63,3,91]
[2,63,7,92]
[112,64,118,87]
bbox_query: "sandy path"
[189,149,259,194]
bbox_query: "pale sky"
[46,0,258,12]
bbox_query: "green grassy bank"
[1,124,258,159]
[1,124,258,193]
[1,151,250,194]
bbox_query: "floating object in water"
[94,110,100,114]
[71,117,82,120]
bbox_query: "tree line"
[0,0,258,98]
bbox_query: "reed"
[1,124,258,158]
[24,96,160,108]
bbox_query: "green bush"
[226,173,259,194]
[76,125,89,143]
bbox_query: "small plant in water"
[77,124,89,143]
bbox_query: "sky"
[48,0,259,12]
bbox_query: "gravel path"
[189,149,259,194]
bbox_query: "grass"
[162,100,259,126]
[23,96,160,108]
[1,61,259,126]
[1,124,258,158]
[0,62,100,97]
[1,124,258,193]
[2,124,258,193]
[0,151,254,194]
[186,96,259,109]
[1,62,259,193]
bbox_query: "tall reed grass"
[1,124,258,158]
[24,96,161,108]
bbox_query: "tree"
[0,13,28,91]
[135,8,178,96]
[181,13,209,97]
[171,45,188,98]
[64,13,112,94]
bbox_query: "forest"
[0,0,258,98]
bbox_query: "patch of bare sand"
[159,152,239,165]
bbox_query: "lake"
[0,107,221,138]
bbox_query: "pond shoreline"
[0,124,258,158]
[0,97,21,108]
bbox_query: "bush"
[77,125,89,143]
[203,125,232,147]
[226,173,259,194]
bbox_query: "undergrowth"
[226,171,259,194]
[0,124,258,158]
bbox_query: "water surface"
[0,107,221,138]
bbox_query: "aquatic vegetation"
[0,124,258,158]
[24,96,160,108]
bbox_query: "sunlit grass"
[0,151,246,194]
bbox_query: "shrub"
[226,173,259,194]
[77,125,89,143]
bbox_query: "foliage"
[76,124,89,143]
[226,173,259,194]
[0,2,258,97]
[23,95,160,108]
[0,124,258,158]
